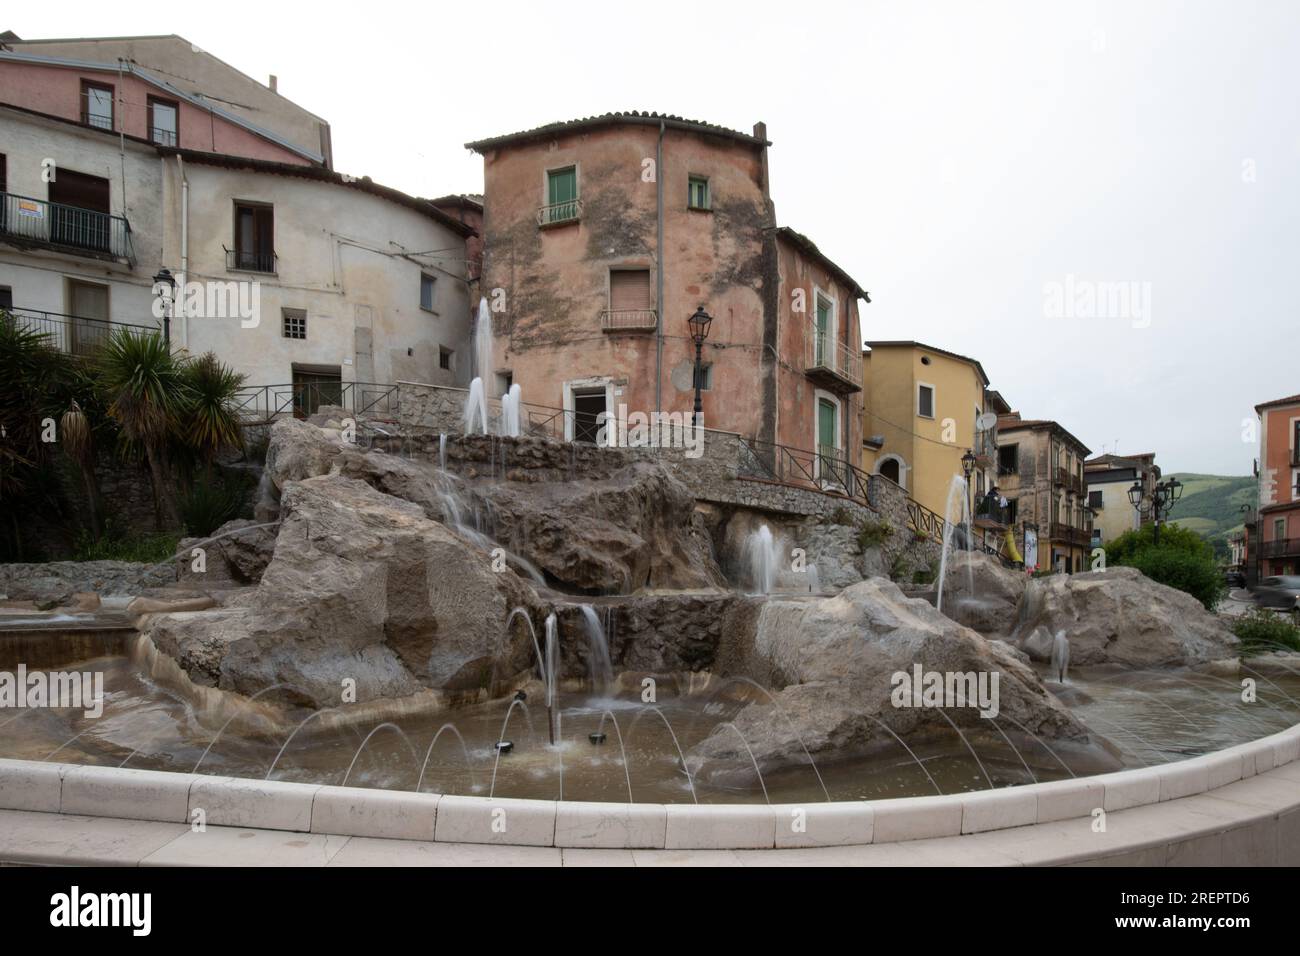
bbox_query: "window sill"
[687,205,712,213]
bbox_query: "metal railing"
[600,309,658,332]
[974,496,1010,526]
[150,127,178,147]
[537,199,582,226]
[225,246,277,274]
[737,438,874,505]
[1261,538,1300,559]
[1,306,160,357]
[231,381,400,422]
[1,192,135,263]
[973,429,997,462]
[803,328,863,389]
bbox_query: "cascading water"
[463,378,488,435]
[935,474,975,614]
[743,524,782,595]
[579,604,614,694]
[543,612,560,744]
[438,433,447,472]
[474,296,494,383]
[1051,631,1070,683]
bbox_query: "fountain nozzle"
[588,732,607,745]
[494,741,514,754]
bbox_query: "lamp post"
[1129,476,1183,544]
[687,305,712,430]
[152,268,176,345]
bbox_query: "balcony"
[1261,538,1300,559]
[537,199,582,227]
[600,309,657,333]
[225,246,278,274]
[1051,522,1092,548]
[1052,466,1070,487]
[803,328,862,394]
[972,429,997,466]
[0,192,135,265]
[974,496,1009,529]
[2,306,160,358]
[1070,473,1084,495]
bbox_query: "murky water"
[4,642,1297,804]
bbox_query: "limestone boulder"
[689,577,1107,781]
[937,550,1028,636]
[1011,567,1239,667]
[472,460,726,593]
[263,417,347,492]
[142,473,543,709]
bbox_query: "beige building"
[995,412,1093,572]
[1084,452,1159,549]
[860,341,1012,553]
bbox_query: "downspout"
[655,120,665,421]
[177,154,189,349]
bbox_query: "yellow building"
[860,342,1009,548]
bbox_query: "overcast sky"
[10,0,1295,475]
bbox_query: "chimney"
[268,74,278,92]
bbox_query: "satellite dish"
[976,412,998,432]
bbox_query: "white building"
[0,102,475,412]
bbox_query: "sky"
[8,0,1296,475]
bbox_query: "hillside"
[1165,472,1257,557]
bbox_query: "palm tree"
[181,352,247,480]
[98,329,191,529]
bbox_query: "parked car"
[1251,575,1300,609]
[1224,569,1246,589]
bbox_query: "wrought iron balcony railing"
[803,328,863,392]
[537,199,582,226]
[0,192,135,264]
[231,381,400,422]
[1,306,160,358]
[225,246,278,274]
[600,309,658,332]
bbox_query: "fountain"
[743,524,782,595]
[1051,631,1070,683]
[934,474,974,614]
[463,378,488,435]
[579,604,614,694]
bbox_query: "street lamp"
[152,268,176,345]
[1132,476,1183,544]
[687,305,712,429]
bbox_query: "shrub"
[179,474,251,538]
[72,528,180,564]
[855,520,892,551]
[1124,544,1225,610]
[1231,608,1300,656]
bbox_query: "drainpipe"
[177,155,189,349]
[655,120,665,422]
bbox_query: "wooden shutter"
[610,270,651,311]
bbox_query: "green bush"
[72,528,180,564]
[855,520,893,551]
[179,475,251,538]
[1105,522,1213,564]
[1231,608,1300,656]
[1123,544,1225,610]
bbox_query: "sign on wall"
[1023,528,1038,571]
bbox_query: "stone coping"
[1,723,1297,851]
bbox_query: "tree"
[98,330,192,529]
[180,352,246,480]
[1105,521,1224,610]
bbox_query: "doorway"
[572,387,606,444]
[291,364,342,419]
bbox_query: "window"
[1005,498,1019,524]
[609,269,652,311]
[420,274,436,311]
[49,170,111,251]
[0,286,11,311]
[917,383,935,419]
[813,292,835,365]
[997,444,1018,475]
[696,363,713,390]
[81,80,114,130]
[282,308,306,339]
[688,175,710,210]
[233,202,275,272]
[544,166,578,224]
[439,347,452,371]
[65,279,110,356]
[1275,518,1287,541]
[148,96,179,147]
[1088,490,1103,509]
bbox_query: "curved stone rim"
[1,723,1296,850]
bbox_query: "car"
[1251,575,1300,609]
[1224,569,1246,589]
